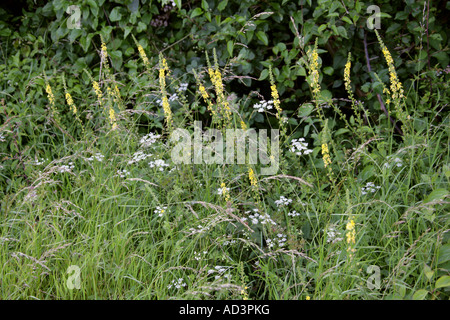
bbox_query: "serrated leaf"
[435,276,450,289]
[412,289,428,300]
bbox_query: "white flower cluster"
[253,100,273,113]
[246,209,277,226]
[128,151,151,165]
[116,169,130,178]
[167,278,187,290]
[189,224,209,234]
[149,159,169,171]
[169,93,178,102]
[0,134,5,142]
[178,83,188,92]
[383,156,403,169]
[31,158,47,165]
[287,210,300,217]
[361,182,381,195]
[193,250,208,261]
[58,162,75,173]
[217,186,230,195]
[155,206,167,217]
[222,239,237,246]
[275,196,293,208]
[326,227,343,243]
[290,138,313,156]
[86,153,104,162]
[140,133,160,148]
[207,266,232,280]
[266,233,287,249]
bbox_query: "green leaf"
[256,31,268,46]
[109,7,122,22]
[423,264,434,281]
[124,26,133,39]
[137,21,147,32]
[318,24,327,33]
[80,34,93,53]
[342,16,353,25]
[227,40,234,57]
[190,7,203,18]
[259,69,269,81]
[435,276,450,289]
[323,66,334,75]
[334,128,349,136]
[86,0,98,15]
[173,0,181,10]
[423,189,449,204]
[298,103,314,117]
[205,11,211,22]
[217,0,228,11]
[109,50,123,70]
[201,0,209,11]
[412,289,428,300]
[437,244,450,265]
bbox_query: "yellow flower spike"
[346,219,355,231]
[65,92,76,114]
[92,80,103,105]
[248,168,258,187]
[375,29,409,131]
[133,34,151,72]
[220,182,231,202]
[45,83,55,106]
[240,121,247,131]
[321,143,331,168]
[158,53,173,129]
[61,73,83,133]
[162,96,173,125]
[44,78,63,128]
[270,84,282,117]
[99,35,110,71]
[346,216,357,259]
[344,54,352,93]
[101,40,108,59]
[308,40,321,98]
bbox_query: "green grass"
[0,36,449,300]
